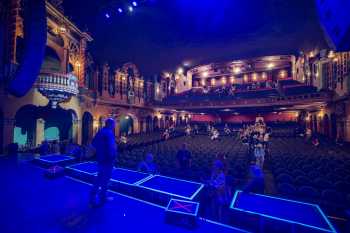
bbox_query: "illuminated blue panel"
[66,161,98,175]
[110,167,152,185]
[66,161,153,185]
[230,190,337,233]
[38,154,74,163]
[137,175,204,200]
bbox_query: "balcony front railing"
[35,72,79,108]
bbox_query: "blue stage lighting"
[105,13,110,18]
[128,6,133,12]
[118,8,123,13]
[132,1,138,7]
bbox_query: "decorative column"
[78,38,87,87]
[62,38,69,74]
[3,117,15,151]
[7,0,21,64]
[35,118,45,146]
[102,63,110,98]
[72,118,79,144]
[115,118,120,137]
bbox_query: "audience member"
[254,143,265,168]
[312,136,320,147]
[121,134,128,144]
[208,160,227,221]
[137,153,158,174]
[243,162,265,194]
[176,143,192,171]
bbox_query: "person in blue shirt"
[137,153,158,174]
[90,118,117,206]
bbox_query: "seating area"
[234,88,280,99]
[163,86,281,104]
[283,84,318,96]
[267,122,299,137]
[269,137,350,217]
[117,131,350,220]
[118,131,184,151]
[117,135,250,184]
[163,79,321,105]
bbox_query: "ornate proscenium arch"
[7,0,47,97]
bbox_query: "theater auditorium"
[0,0,350,233]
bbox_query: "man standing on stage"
[90,118,117,206]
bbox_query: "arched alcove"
[82,112,94,145]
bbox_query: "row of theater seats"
[118,130,184,151]
[164,88,280,104]
[117,135,250,184]
[269,137,350,217]
[163,80,318,105]
[116,129,349,219]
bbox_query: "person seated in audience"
[169,125,175,133]
[162,129,170,140]
[120,133,128,144]
[176,143,192,172]
[312,136,320,147]
[137,153,158,174]
[224,124,231,135]
[194,124,199,135]
[305,128,312,140]
[229,85,236,95]
[210,128,220,140]
[263,132,269,149]
[336,137,344,146]
[243,161,265,194]
[203,86,209,94]
[254,143,265,168]
[185,124,192,136]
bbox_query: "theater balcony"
[34,71,79,108]
[160,89,332,110]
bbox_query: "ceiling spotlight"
[128,6,133,12]
[118,8,123,13]
[267,63,275,69]
[202,71,209,78]
[132,1,138,7]
[183,61,190,67]
[105,13,110,18]
[233,67,241,74]
[177,67,184,74]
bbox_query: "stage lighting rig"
[102,0,148,19]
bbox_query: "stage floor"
[0,157,244,233]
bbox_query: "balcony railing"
[160,91,332,109]
[35,72,79,108]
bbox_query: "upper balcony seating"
[283,84,317,96]
[163,79,321,105]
